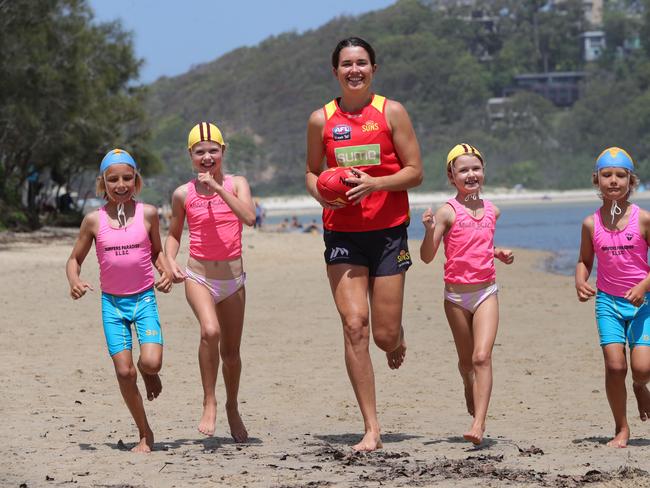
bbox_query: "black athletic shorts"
[323,223,412,277]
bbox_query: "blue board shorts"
[101,287,163,356]
[595,290,650,347]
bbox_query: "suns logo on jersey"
[362,120,379,132]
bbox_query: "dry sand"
[1,227,650,487]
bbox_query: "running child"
[165,122,255,441]
[419,143,514,445]
[575,147,650,448]
[66,148,172,452]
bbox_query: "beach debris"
[158,462,173,473]
[45,475,54,481]
[517,445,544,456]
[116,439,128,450]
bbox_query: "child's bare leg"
[111,350,154,452]
[444,301,476,417]
[630,345,650,421]
[329,265,382,452]
[137,343,163,401]
[369,274,407,370]
[602,344,629,447]
[464,296,499,445]
[186,280,221,436]
[217,287,249,443]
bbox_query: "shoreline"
[260,188,650,214]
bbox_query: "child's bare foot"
[352,430,383,452]
[131,428,154,453]
[459,370,475,416]
[386,327,406,370]
[226,403,248,443]
[633,382,650,421]
[137,362,162,401]
[606,426,629,448]
[463,422,485,445]
[198,400,217,436]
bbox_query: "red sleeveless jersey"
[321,94,410,232]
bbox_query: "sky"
[88,0,395,84]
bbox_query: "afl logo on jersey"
[333,124,351,141]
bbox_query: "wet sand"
[1,228,650,487]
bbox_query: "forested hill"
[145,0,650,197]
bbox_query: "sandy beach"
[2,227,650,487]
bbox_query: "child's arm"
[144,204,172,294]
[196,174,256,226]
[575,216,596,302]
[164,186,188,283]
[492,204,514,264]
[419,204,453,264]
[66,213,97,299]
[491,204,514,264]
[494,247,514,264]
[623,208,650,306]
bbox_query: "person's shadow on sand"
[423,436,497,450]
[92,436,263,452]
[314,432,422,446]
[572,436,650,447]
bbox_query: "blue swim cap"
[100,149,137,174]
[595,147,634,172]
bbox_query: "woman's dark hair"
[331,37,376,68]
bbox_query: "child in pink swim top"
[575,147,650,448]
[165,122,255,442]
[419,143,514,445]
[66,149,172,453]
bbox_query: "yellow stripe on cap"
[187,122,225,149]
[446,143,484,168]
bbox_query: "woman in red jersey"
[305,37,423,452]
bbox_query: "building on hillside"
[581,30,606,61]
[504,72,586,107]
[530,0,604,26]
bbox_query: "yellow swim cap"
[187,122,225,149]
[446,143,483,168]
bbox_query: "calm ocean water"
[265,194,650,276]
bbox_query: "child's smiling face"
[449,154,484,194]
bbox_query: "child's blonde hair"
[95,170,143,200]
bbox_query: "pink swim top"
[593,204,649,297]
[95,201,154,295]
[443,198,497,285]
[185,175,243,261]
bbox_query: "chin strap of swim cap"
[610,200,622,224]
[117,202,127,228]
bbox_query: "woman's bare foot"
[386,327,406,370]
[198,400,217,436]
[463,422,484,445]
[137,362,162,401]
[353,430,383,452]
[606,426,629,448]
[226,403,248,443]
[633,382,650,421]
[131,428,154,453]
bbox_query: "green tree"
[0,0,155,229]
